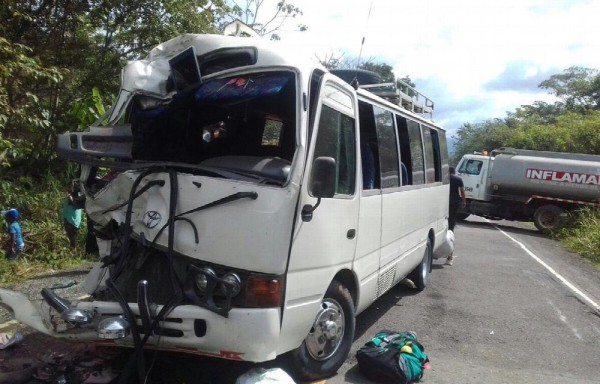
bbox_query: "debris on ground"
[236,367,296,384]
[50,280,79,290]
[0,330,23,350]
[0,335,122,384]
[0,357,39,384]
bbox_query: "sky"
[251,0,600,139]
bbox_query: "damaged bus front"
[1,34,317,369]
[1,32,449,382]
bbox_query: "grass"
[557,208,600,266]
[0,175,98,286]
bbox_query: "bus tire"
[533,204,565,233]
[285,280,355,381]
[457,212,470,221]
[409,238,432,291]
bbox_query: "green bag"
[356,330,429,383]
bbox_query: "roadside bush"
[0,175,94,285]
[558,208,600,264]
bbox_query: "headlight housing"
[194,267,216,293]
[219,272,242,297]
[186,264,283,315]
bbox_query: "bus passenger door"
[353,101,382,314]
[278,76,360,354]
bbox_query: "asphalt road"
[329,216,600,384]
[2,216,600,383]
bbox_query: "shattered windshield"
[128,71,297,184]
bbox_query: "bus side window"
[358,101,380,190]
[406,120,425,185]
[313,105,356,196]
[421,125,436,184]
[438,130,450,184]
[396,115,413,186]
[373,106,399,188]
[429,127,443,182]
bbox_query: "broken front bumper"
[0,288,281,362]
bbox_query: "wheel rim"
[305,298,345,361]
[540,211,558,228]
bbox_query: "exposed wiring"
[142,305,177,384]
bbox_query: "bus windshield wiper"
[102,179,165,213]
[177,191,258,217]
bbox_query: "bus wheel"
[286,280,355,381]
[533,204,565,233]
[457,212,470,221]
[409,238,432,291]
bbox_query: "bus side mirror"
[302,157,336,222]
[310,157,336,198]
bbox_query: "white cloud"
[248,0,600,135]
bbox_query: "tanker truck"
[455,148,600,232]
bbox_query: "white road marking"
[488,220,600,312]
[547,298,582,339]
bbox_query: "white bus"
[0,33,450,381]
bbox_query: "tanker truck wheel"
[533,204,565,233]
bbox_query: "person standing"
[61,183,83,248]
[446,166,466,265]
[3,209,24,262]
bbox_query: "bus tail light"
[244,276,282,307]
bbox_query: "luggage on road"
[356,330,429,383]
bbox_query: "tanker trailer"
[455,148,600,232]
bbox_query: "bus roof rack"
[330,69,434,119]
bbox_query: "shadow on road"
[354,280,420,341]
[458,218,548,239]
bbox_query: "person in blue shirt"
[3,209,24,262]
[61,183,83,248]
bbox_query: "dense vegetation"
[0,3,598,284]
[0,0,305,284]
[0,176,94,284]
[560,209,600,264]
[0,0,303,176]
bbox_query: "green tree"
[1,1,90,173]
[452,109,600,164]
[88,0,226,61]
[0,0,230,175]
[505,100,565,126]
[505,111,600,154]
[539,66,600,111]
[222,0,306,40]
[316,54,414,89]
[358,62,395,83]
[0,37,62,172]
[451,119,513,163]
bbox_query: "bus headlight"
[195,267,216,293]
[219,272,242,297]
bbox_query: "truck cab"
[456,154,491,202]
